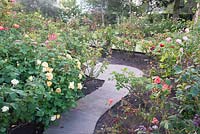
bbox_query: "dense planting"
[113,26,200,133]
[1,0,200,134]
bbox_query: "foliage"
[113,25,200,133]
[0,1,110,133]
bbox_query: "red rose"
[160,43,164,47]
[153,76,161,84]
[150,46,156,51]
[152,117,159,124]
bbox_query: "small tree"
[194,1,200,25]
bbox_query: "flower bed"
[0,1,108,133]
[96,26,200,133]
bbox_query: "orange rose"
[13,24,20,29]
[47,81,52,87]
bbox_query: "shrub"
[113,26,200,133]
[0,25,84,133]
[0,1,86,133]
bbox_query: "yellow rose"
[77,83,83,90]
[41,62,48,68]
[56,114,61,119]
[78,74,82,79]
[46,67,54,73]
[46,73,53,80]
[66,54,72,60]
[55,88,62,93]
[68,82,75,89]
[47,81,52,87]
[77,61,81,69]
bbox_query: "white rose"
[176,39,182,44]
[68,82,75,89]
[152,125,158,130]
[28,76,33,81]
[78,74,82,79]
[46,73,53,81]
[185,28,189,33]
[24,34,29,38]
[51,115,56,121]
[1,106,9,112]
[77,83,83,90]
[11,79,19,86]
[36,60,42,65]
[42,67,47,72]
[66,54,72,60]
[77,61,81,69]
[182,36,189,41]
[179,47,184,53]
[41,62,48,68]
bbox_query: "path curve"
[45,64,143,134]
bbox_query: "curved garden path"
[45,64,143,134]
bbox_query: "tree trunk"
[129,0,132,22]
[194,3,200,25]
[173,0,180,20]
[101,1,105,27]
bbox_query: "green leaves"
[174,65,183,75]
[160,120,170,130]
[0,8,86,132]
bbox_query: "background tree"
[194,0,200,24]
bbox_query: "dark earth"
[82,77,105,97]
[94,49,154,134]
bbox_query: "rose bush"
[113,25,200,133]
[0,24,85,133]
[0,1,95,133]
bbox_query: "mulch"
[94,49,154,134]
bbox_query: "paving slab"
[45,64,143,134]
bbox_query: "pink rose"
[153,76,161,84]
[10,0,16,3]
[108,99,113,106]
[48,33,57,41]
[162,84,171,92]
[165,37,172,42]
[0,26,5,31]
[152,117,159,124]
